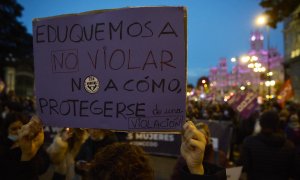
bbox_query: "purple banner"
[126,132,181,157]
[236,92,258,119]
[228,93,246,111]
[33,7,187,131]
[229,92,258,119]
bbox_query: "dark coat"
[242,132,299,180]
[171,156,226,180]
[0,138,50,180]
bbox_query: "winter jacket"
[0,138,49,180]
[242,132,299,180]
[171,156,226,180]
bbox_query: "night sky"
[18,0,284,85]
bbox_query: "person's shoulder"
[284,139,296,149]
[172,160,226,180]
[243,135,258,145]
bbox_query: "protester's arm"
[18,128,50,177]
[19,128,45,161]
[46,130,70,164]
[181,121,206,175]
[180,121,226,179]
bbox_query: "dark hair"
[89,142,154,180]
[1,112,28,138]
[259,110,279,131]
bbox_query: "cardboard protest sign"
[228,92,258,119]
[33,7,187,131]
[228,93,246,111]
[236,92,258,119]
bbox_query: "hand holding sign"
[181,121,207,175]
[9,115,44,161]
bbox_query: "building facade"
[283,5,300,103]
[209,58,228,96]
[209,31,284,99]
[0,54,34,97]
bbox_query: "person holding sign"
[0,113,49,180]
[88,121,226,180]
[172,121,226,179]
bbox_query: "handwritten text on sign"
[33,7,186,131]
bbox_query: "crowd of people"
[187,95,300,179]
[0,89,300,179]
[186,99,235,122]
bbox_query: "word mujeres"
[35,21,178,43]
[127,133,175,142]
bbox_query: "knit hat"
[259,110,279,130]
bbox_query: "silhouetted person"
[241,110,299,180]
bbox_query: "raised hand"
[181,121,207,175]
[19,125,44,161]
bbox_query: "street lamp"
[241,55,250,63]
[231,57,237,62]
[256,15,268,26]
[255,14,272,100]
[231,55,264,92]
